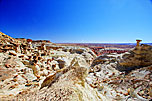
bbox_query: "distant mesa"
[16,38,51,43]
[32,40,51,43]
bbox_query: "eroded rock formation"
[0,32,152,101]
[117,44,152,71]
[87,42,152,100]
[0,32,106,100]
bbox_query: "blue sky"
[0,0,152,43]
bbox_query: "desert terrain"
[0,32,152,101]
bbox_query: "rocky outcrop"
[1,31,152,101]
[117,44,152,71]
[5,65,107,101]
[0,53,38,96]
[87,44,152,100]
[0,32,105,100]
[0,49,106,100]
[91,44,152,72]
[87,62,152,100]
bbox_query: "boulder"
[56,58,66,69]
[91,54,117,67]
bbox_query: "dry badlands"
[0,32,152,101]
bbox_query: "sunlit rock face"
[87,45,152,100]
[91,44,152,72]
[1,32,152,101]
[0,53,37,96]
[1,32,109,100]
[7,65,107,101]
[117,44,152,71]
[87,62,152,100]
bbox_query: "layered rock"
[87,44,152,100]
[117,44,152,71]
[91,44,152,71]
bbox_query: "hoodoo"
[136,39,142,47]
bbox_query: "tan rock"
[117,44,152,71]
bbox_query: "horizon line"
[55,42,152,44]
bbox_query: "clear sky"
[0,0,152,43]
